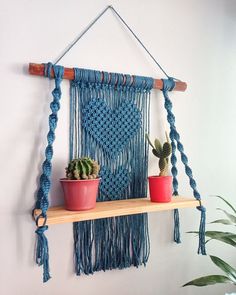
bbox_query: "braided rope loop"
[34,63,64,282]
[162,78,206,254]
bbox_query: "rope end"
[35,226,51,282]
[174,209,181,244]
[197,205,207,255]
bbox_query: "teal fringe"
[35,226,51,282]
[174,209,181,243]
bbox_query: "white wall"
[0,0,235,294]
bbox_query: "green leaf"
[210,256,236,283]
[205,231,236,240]
[216,208,236,224]
[188,231,236,240]
[145,134,155,149]
[216,237,236,247]
[210,219,235,225]
[205,239,212,244]
[154,139,162,154]
[214,195,236,214]
[183,275,232,287]
[187,231,236,247]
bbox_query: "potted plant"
[146,133,172,202]
[60,157,100,211]
[183,196,236,290]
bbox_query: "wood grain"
[34,197,199,226]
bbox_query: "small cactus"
[66,157,100,180]
[146,132,172,176]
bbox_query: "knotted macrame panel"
[69,68,153,275]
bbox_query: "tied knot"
[197,205,206,212]
[44,62,53,78]
[49,113,58,127]
[162,78,175,92]
[44,63,64,81]
[35,225,48,235]
[47,130,56,144]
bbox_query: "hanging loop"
[35,212,48,227]
[53,5,182,80]
[197,199,203,208]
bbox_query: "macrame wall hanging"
[70,66,152,275]
[31,6,206,283]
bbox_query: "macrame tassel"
[35,226,51,282]
[73,221,94,275]
[174,209,181,243]
[197,205,206,255]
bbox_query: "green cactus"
[66,157,100,180]
[146,132,172,176]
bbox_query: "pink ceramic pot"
[60,178,100,211]
[148,176,172,203]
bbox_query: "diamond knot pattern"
[82,98,142,158]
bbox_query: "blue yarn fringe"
[174,209,181,243]
[35,226,51,282]
[197,205,207,255]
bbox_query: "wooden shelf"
[34,197,199,226]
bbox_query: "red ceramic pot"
[60,178,100,211]
[148,176,172,203]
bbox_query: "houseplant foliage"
[146,133,172,177]
[146,133,172,202]
[183,196,236,288]
[60,157,100,211]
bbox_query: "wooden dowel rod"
[28,63,187,92]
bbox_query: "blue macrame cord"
[70,67,152,275]
[34,63,64,282]
[162,78,206,255]
[33,63,206,283]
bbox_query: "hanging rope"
[34,63,64,282]
[162,78,206,255]
[54,5,179,80]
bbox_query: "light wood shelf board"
[34,196,199,226]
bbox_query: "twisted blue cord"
[162,78,206,255]
[169,131,181,243]
[34,63,64,282]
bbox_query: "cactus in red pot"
[146,133,172,202]
[61,157,100,211]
